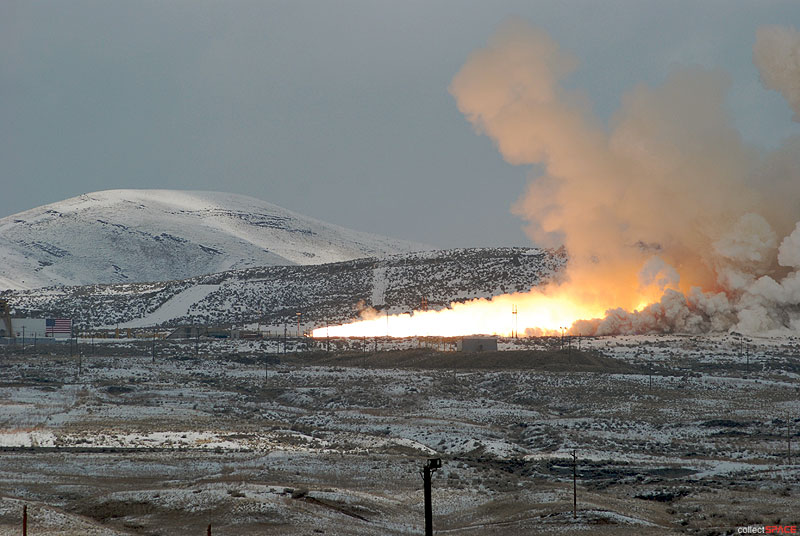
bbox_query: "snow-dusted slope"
[6,247,566,329]
[0,190,429,289]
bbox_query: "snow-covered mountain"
[0,190,429,289]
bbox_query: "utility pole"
[422,458,441,536]
[572,450,577,519]
[283,322,287,355]
[512,304,517,338]
[746,341,750,373]
[151,332,156,364]
[789,413,792,465]
[296,312,302,338]
[22,326,25,353]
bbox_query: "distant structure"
[0,317,72,339]
[0,299,12,338]
[457,337,497,352]
[167,326,204,340]
[166,326,258,340]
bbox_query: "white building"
[457,337,498,352]
[0,318,72,339]
[2,318,45,338]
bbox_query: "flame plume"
[315,21,800,338]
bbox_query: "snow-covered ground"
[0,334,797,535]
[118,284,220,328]
[0,189,430,289]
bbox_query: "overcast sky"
[2,1,798,248]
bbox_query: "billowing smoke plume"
[754,25,800,121]
[450,20,800,335]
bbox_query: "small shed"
[457,336,498,352]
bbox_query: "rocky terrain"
[2,247,566,330]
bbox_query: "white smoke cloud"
[451,20,800,335]
[712,213,779,291]
[778,222,800,269]
[754,25,800,121]
[638,257,680,291]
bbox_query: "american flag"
[46,318,72,336]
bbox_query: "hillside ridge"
[0,189,429,289]
[4,247,567,330]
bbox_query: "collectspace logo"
[738,527,797,534]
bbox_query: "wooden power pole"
[572,450,577,519]
[422,458,441,536]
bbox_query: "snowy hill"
[0,190,429,289]
[4,247,566,330]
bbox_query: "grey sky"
[2,1,798,248]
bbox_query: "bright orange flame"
[312,281,664,338]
